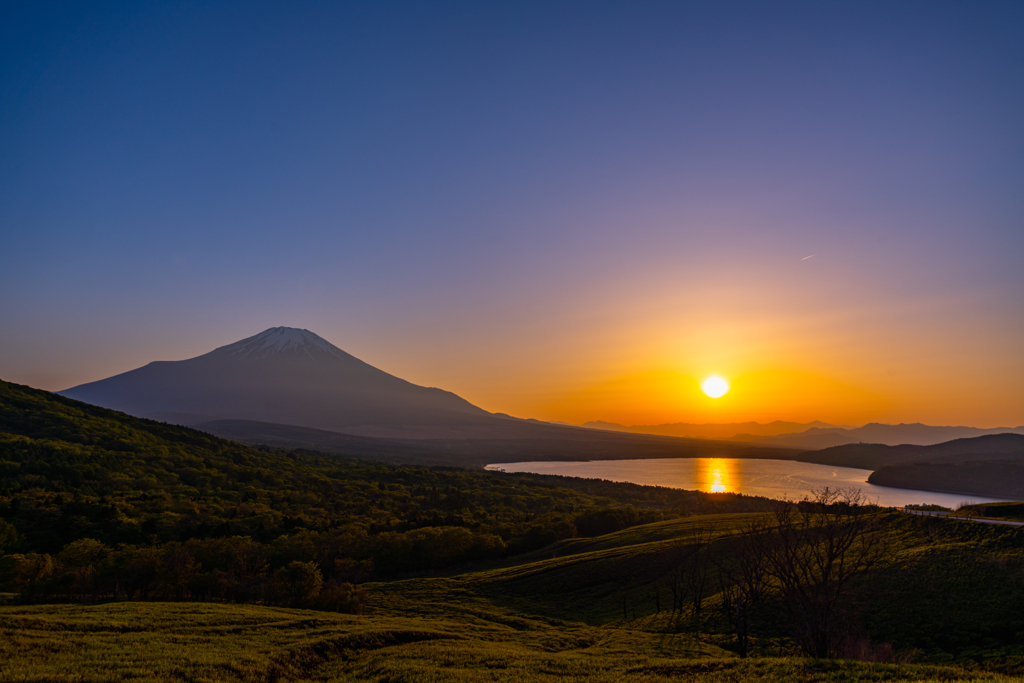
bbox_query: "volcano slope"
[59,326,495,434]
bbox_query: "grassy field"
[4,512,1024,682]
[3,601,1022,683]
[374,514,758,625]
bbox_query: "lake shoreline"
[486,457,1009,509]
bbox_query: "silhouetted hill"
[733,423,1024,449]
[582,419,838,439]
[195,419,467,466]
[199,418,806,469]
[793,434,1024,499]
[868,461,1024,500]
[727,428,860,450]
[802,433,1024,470]
[582,419,1024,449]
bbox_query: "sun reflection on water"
[703,458,732,493]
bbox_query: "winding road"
[902,509,1024,527]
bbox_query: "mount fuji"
[60,327,496,435]
[59,326,805,465]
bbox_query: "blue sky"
[2,1,1022,425]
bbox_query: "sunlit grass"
[3,512,1023,681]
[2,601,1020,683]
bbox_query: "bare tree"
[619,572,633,621]
[661,522,715,632]
[716,517,772,657]
[764,487,884,659]
[663,537,687,614]
[685,522,715,632]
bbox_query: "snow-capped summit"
[60,327,492,432]
[216,327,346,361]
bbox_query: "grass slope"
[3,601,1022,683]
[368,512,1024,670]
[2,507,1024,680]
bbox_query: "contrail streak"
[802,254,816,260]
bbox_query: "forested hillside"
[869,460,1024,499]
[807,434,1024,470]
[0,380,774,610]
[4,381,1024,677]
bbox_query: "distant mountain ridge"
[731,423,1024,449]
[583,419,1024,448]
[582,420,841,440]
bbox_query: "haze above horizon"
[2,2,1022,429]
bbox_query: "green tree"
[7,553,55,601]
[57,538,109,602]
[275,561,323,607]
[0,518,21,553]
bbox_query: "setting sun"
[701,376,730,399]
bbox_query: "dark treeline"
[9,536,367,612]
[0,380,774,610]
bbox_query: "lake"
[484,458,1008,509]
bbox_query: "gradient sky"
[2,1,1022,428]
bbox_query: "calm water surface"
[485,458,1008,508]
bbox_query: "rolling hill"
[0,378,779,571]
[4,512,1024,680]
[582,419,840,440]
[5,378,1024,678]
[796,434,1024,499]
[584,419,1024,450]
[196,417,806,469]
[731,423,1024,450]
[802,433,1024,470]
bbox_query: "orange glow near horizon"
[537,366,890,427]
[388,244,1017,429]
[1,0,1023,440]
[315,294,1023,428]
[18,249,1022,430]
